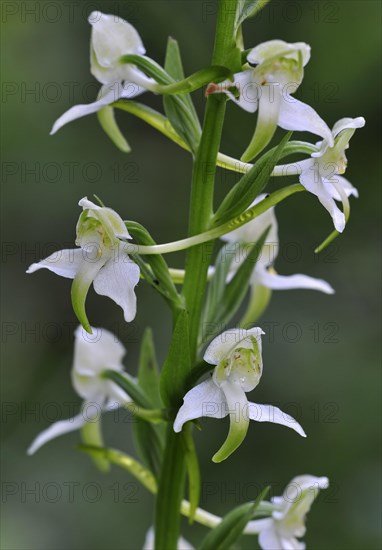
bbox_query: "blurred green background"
[1,1,381,549]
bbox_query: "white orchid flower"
[222,194,334,294]
[278,117,365,232]
[246,475,329,549]
[27,197,140,333]
[174,328,306,462]
[143,527,194,550]
[208,40,332,161]
[50,11,155,136]
[27,326,131,456]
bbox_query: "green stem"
[127,185,304,255]
[154,3,240,548]
[155,427,187,549]
[182,95,227,360]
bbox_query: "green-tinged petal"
[71,256,106,333]
[240,284,272,327]
[77,197,130,242]
[79,445,158,493]
[97,105,131,152]
[247,40,311,66]
[241,91,281,162]
[81,416,109,472]
[204,327,264,365]
[212,381,250,462]
[331,116,365,139]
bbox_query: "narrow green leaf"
[181,425,201,523]
[155,426,186,550]
[132,418,164,478]
[78,445,157,493]
[96,106,131,153]
[160,309,191,409]
[133,328,165,477]
[102,370,151,409]
[164,37,200,129]
[202,243,235,336]
[213,133,291,226]
[198,487,270,550]
[235,0,270,31]
[203,228,270,337]
[120,53,201,152]
[138,328,162,408]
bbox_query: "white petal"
[247,403,306,437]
[142,527,194,550]
[89,12,145,62]
[92,244,140,322]
[286,475,329,496]
[204,327,264,365]
[228,70,260,113]
[26,248,83,279]
[173,378,227,432]
[331,116,365,138]
[323,175,359,200]
[258,527,284,550]
[248,40,311,67]
[72,325,126,379]
[278,97,333,145]
[50,87,119,134]
[255,268,334,294]
[299,164,345,232]
[27,414,86,455]
[280,536,305,550]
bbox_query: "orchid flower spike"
[247,475,329,549]
[207,40,332,161]
[50,11,156,138]
[222,193,334,294]
[174,328,306,462]
[27,326,131,456]
[143,527,194,550]
[281,117,365,232]
[27,197,140,333]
